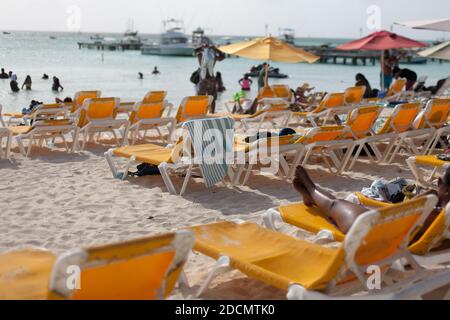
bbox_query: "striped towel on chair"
[182,117,235,188]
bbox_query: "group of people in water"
[0,68,64,93]
[138,67,162,79]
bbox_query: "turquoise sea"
[0,31,448,113]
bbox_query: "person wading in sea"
[194,44,225,113]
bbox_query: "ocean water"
[0,31,448,113]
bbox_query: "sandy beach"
[0,127,429,299]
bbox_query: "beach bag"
[190,69,200,85]
[130,163,160,177]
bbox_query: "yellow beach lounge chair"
[233,125,354,185]
[386,78,407,99]
[338,105,384,173]
[233,102,292,133]
[344,85,366,106]
[271,84,293,101]
[126,101,176,144]
[71,90,102,114]
[407,155,450,188]
[0,231,194,300]
[289,92,346,127]
[392,98,450,160]
[13,119,78,157]
[105,117,236,196]
[188,196,450,299]
[74,97,130,150]
[175,95,213,125]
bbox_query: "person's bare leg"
[293,166,369,234]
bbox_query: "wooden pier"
[303,46,379,66]
[78,42,142,51]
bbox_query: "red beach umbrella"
[337,30,428,90]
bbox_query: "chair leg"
[196,256,231,298]
[105,149,118,178]
[180,164,194,196]
[158,163,178,195]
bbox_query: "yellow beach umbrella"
[418,41,450,61]
[218,36,320,63]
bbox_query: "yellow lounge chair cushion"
[413,155,447,168]
[113,144,174,166]
[189,221,345,291]
[8,126,32,135]
[0,249,56,300]
[279,203,345,242]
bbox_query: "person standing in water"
[0,68,8,79]
[138,72,144,79]
[239,75,253,91]
[52,76,64,91]
[194,44,225,113]
[10,73,19,92]
[152,67,160,75]
[258,63,270,92]
[21,75,32,90]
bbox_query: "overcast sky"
[0,0,448,39]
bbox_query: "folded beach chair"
[188,196,450,299]
[74,97,130,150]
[105,117,236,196]
[126,101,176,144]
[264,194,450,267]
[0,231,194,300]
[175,96,213,125]
[289,92,346,126]
[407,155,450,188]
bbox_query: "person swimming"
[52,76,64,91]
[292,165,450,238]
[239,75,253,91]
[42,74,49,80]
[138,72,144,79]
[152,67,160,75]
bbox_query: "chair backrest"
[346,106,382,138]
[271,85,292,100]
[78,98,119,127]
[316,93,345,112]
[344,86,366,105]
[297,125,349,144]
[436,77,450,96]
[387,79,406,97]
[48,230,194,300]
[0,104,5,127]
[258,86,276,100]
[143,91,167,103]
[176,96,212,123]
[413,98,450,130]
[343,196,437,282]
[73,91,101,113]
[409,202,450,255]
[377,103,421,134]
[30,103,67,122]
[129,101,165,124]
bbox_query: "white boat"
[141,19,195,56]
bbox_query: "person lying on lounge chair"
[292,165,450,237]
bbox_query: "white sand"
[0,129,444,300]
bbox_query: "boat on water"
[245,64,289,79]
[279,28,296,45]
[141,19,212,57]
[2,31,11,35]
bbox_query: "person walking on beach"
[21,75,32,90]
[0,68,8,79]
[52,76,64,91]
[194,44,225,113]
[239,75,253,91]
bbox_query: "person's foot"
[293,169,314,206]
